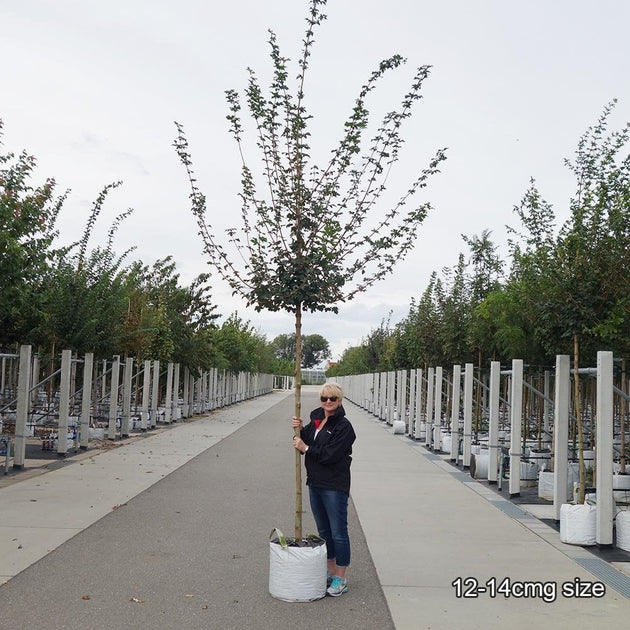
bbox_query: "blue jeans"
[308,486,350,567]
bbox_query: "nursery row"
[0,344,275,470]
[334,351,630,550]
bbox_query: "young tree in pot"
[509,101,630,506]
[174,0,446,540]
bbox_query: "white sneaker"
[327,577,348,597]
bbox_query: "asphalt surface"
[0,389,393,630]
[4,386,630,629]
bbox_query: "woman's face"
[321,390,342,415]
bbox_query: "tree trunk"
[293,302,303,540]
[574,334,585,504]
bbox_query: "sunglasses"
[320,396,339,402]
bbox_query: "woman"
[292,382,356,597]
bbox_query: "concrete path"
[1,386,630,629]
[350,403,630,628]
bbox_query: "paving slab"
[347,402,630,629]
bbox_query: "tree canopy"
[272,333,330,368]
[329,101,630,375]
[0,120,286,374]
[175,0,446,539]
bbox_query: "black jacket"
[301,404,356,495]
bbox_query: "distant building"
[301,368,326,385]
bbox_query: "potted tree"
[175,0,446,600]
[509,100,630,544]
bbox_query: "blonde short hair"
[320,382,343,401]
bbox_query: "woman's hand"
[292,416,303,430]
[293,435,308,454]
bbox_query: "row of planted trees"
[0,121,308,376]
[328,101,630,378]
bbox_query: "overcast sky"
[2,0,629,361]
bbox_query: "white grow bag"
[470,451,489,479]
[417,422,427,441]
[538,471,554,501]
[560,503,597,546]
[613,474,630,504]
[392,420,406,434]
[616,511,630,552]
[269,529,327,602]
[538,465,579,501]
[520,461,538,481]
[441,434,452,453]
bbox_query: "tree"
[301,333,330,368]
[397,275,442,368]
[461,230,504,306]
[211,313,263,372]
[271,333,297,362]
[272,333,330,368]
[436,254,473,366]
[0,121,66,346]
[175,0,446,539]
[38,187,135,357]
[327,345,369,377]
[509,101,630,503]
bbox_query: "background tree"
[175,0,446,539]
[38,188,134,357]
[0,120,237,370]
[0,121,66,346]
[506,101,630,502]
[301,333,330,368]
[212,313,266,373]
[327,345,370,377]
[272,333,330,368]
[271,333,297,362]
[436,254,473,366]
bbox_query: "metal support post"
[434,367,443,451]
[13,345,32,469]
[150,360,160,427]
[462,363,473,468]
[426,367,435,449]
[57,349,72,456]
[79,352,94,449]
[509,359,524,498]
[553,355,570,520]
[164,362,174,424]
[596,351,614,546]
[141,360,151,431]
[414,369,424,441]
[488,361,500,483]
[450,364,461,462]
[121,357,133,436]
[408,369,417,437]
[173,363,180,420]
[108,356,120,440]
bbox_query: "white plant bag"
[392,420,406,434]
[520,461,538,480]
[616,511,630,552]
[441,434,452,453]
[470,451,489,479]
[538,466,577,501]
[269,529,327,602]
[560,503,597,545]
[538,471,554,500]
